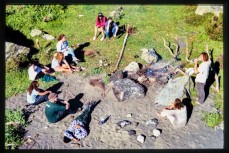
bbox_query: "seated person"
[105,17,118,39]
[45,93,74,123]
[56,34,80,62]
[28,59,54,81]
[157,98,187,128]
[51,52,80,73]
[63,101,97,144]
[27,81,52,105]
[93,13,107,41]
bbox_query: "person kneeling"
[157,98,187,128]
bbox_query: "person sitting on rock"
[157,98,187,128]
[27,80,52,105]
[51,52,81,73]
[28,59,55,81]
[93,13,107,41]
[56,34,80,63]
[104,17,118,39]
[63,101,98,144]
[45,93,74,123]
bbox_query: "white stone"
[30,29,42,37]
[137,134,145,143]
[126,113,132,117]
[195,5,223,17]
[153,129,161,137]
[124,62,140,73]
[43,34,55,41]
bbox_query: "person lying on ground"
[157,98,187,128]
[45,93,75,123]
[28,59,55,81]
[56,34,80,62]
[51,52,81,73]
[194,52,211,104]
[63,101,98,144]
[93,13,107,41]
[105,17,118,39]
[27,80,52,105]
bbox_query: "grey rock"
[128,129,136,135]
[5,42,30,61]
[195,4,223,16]
[141,48,159,64]
[43,34,55,41]
[124,62,140,73]
[155,75,189,105]
[117,120,131,128]
[146,118,159,127]
[112,78,145,101]
[30,29,42,37]
[110,70,123,82]
[137,134,146,143]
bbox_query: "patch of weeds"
[203,112,222,128]
[91,67,102,74]
[5,109,27,149]
[103,74,110,85]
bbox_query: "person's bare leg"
[93,26,98,40]
[100,28,105,41]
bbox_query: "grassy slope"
[6,5,223,102]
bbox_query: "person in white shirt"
[27,80,52,105]
[157,98,187,128]
[56,34,80,62]
[194,52,211,104]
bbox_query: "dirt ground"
[5,73,223,149]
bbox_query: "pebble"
[153,129,161,137]
[126,113,132,117]
[137,134,146,143]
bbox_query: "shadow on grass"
[74,42,90,63]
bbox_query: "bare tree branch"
[162,37,176,58]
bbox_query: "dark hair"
[98,12,103,17]
[108,17,112,20]
[200,52,209,62]
[63,136,72,143]
[58,34,65,41]
[27,81,39,95]
[173,98,184,110]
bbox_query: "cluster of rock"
[5,42,30,61]
[30,29,55,41]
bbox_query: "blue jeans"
[105,27,116,38]
[66,48,76,58]
[75,105,92,126]
[33,94,49,105]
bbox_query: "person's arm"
[38,90,51,96]
[105,21,109,31]
[194,59,199,74]
[63,59,73,72]
[101,16,107,27]
[95,17,100,27]
[114,23,119,37]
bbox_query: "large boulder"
[30,29,42,37]
[155,75,189,106]
[123,62,140,73]
[110,70,123,82]
[5,42,30,61]
[141,48,159,64]
[112,78,145,102]
[195,5,223,16]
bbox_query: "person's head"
[198,52,209,62]
[48,93,58,102]
[107,17,113,23]
[63,136,72,143]
[58,34,66,42]
[55,52,64,62]
[27,81,39,95]
[98,12,103,18]
[172,98,184,110]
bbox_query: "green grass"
[5,109,27,149]
[203,112,222,128]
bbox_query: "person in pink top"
[93,13,107,41]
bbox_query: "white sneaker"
[100,37,104,41]
[93,36,96,40]
[73,57,80,62]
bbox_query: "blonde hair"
[55,52,64,63]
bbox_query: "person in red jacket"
[93,13,107,41]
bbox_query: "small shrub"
[204,112,222,128]
[185,13,213,26]
[91,67,102,74]
[5,109,27,149]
